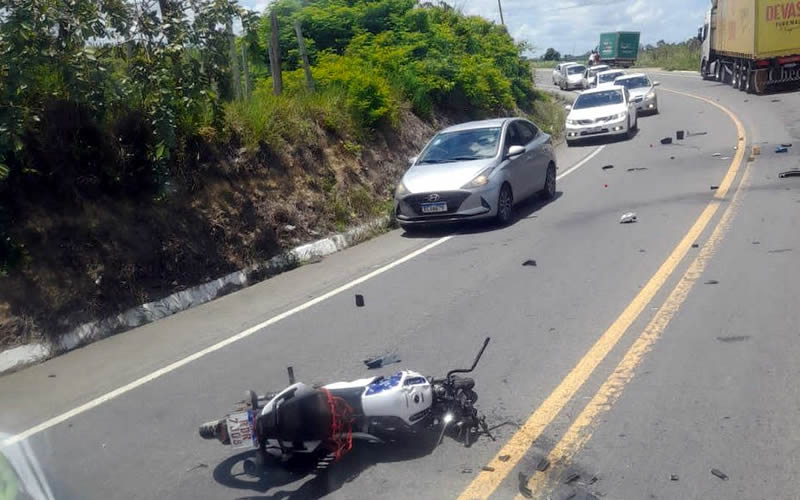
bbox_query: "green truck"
[598,31,641,67]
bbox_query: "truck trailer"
[699,0,800,93]
[598,31,641,67]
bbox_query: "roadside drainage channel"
[0,216,392,376]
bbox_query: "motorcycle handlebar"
[445,337,490,381]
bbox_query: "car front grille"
[578,115,615,125]
[402,191,471,216]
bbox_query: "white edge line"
[557,145,606,180]
[3,145,605,448]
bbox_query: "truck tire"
[731,61,739,88]
[738,64,747,91]
[745,66,754,94]
[715,61,723,82]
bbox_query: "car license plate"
[421,202,447,214]
[226,411,258,449]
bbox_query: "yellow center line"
[458,89,747,500]
[524,153,752,499]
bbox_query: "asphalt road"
[1,69,799,500]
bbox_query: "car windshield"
[589,66,609,76]
[417,128,501,163]
[568,65,586,75]
[598,71,625,83]
[573,90,624,109]
[616,76,650,89]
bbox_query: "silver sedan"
[394,118,557,230]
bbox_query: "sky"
[237,0,710,57]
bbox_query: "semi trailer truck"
[699,0,800,93]
[598,31,641,67]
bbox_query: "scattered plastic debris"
[499,455,511,462]
[705,280,719,285]
[48,374,56,378]
[771,99,781,102]
[781,143,793,148]
[519,472,533,498]
[670,474,679,481]
[710,185,719,190]
[776,146,788,153]
[461,467,473,474]
[767,248,793,254]
[639,249,646,253]
[752,241,760,245]
[564,472,581,484]
[589,476,599,485]
[627,167,648,172]
[717,336,750,343]
[692,243,699,248]
[670,156,675,160]
[779,171,800,178]
[620,212,637,224]
[712,153,722,157]
[536,458,550,472]
[711,468,729,481]
[522,260,537,267]
[602,165,614,170]
[364,352,401,369]
[355,294,365,307]
[687,131,708,137]
[482,466,495,472]
[661,137,673,145]
[676,130,685,140]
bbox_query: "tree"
[543,47,561,61]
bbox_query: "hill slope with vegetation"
[0,0,556,348]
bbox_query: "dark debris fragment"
[536,458,551,472]
[499,455,511,462]
[670,474,679,481]
[705,280,719,285]
[660,137,673,145]
[522,260,537,267]
[364,352,401,369]
[519,472,534,498]
[711,468,729,480]
[355,294,365,307]
[602,165,614,170]
[482,466,495,472]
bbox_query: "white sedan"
[552,62,578,86]
[581,64,610,89]
[595,69,627,88]
[614,73,660,114]
[559,64,586,90]
[564,86,638,146]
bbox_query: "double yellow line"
[459,89,749,500]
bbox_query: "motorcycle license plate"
[226,411,258,449]
[421,202,447,214]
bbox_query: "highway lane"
[0,70,785,500]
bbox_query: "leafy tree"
[543,47,561,61]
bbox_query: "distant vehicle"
[614,73,660,114]
[565,86,638,146]
[394,118,557,229]
[598,31,640,67]
[559,64,586,90]
[595,69,627,88]
[581,64,610,89]
[553,62,578,85]
[699,0,800,94]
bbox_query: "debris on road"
[522,260,538,267]
[589,476,599,485]
[720,157,730,160]
[771,99,781,102]
[711,468,729,481]
[767,248,793,253]
[602,165,614,170]
[536,458,551,472]
[779,171,800,178]
[752,145,761,155]
[461,467,473,474]
[776,146,788,153]
[482,466,495,472]
[670,156,675,160]
[499,455,511,462]
[692,243,699,248]
[687,131,708,137]
[712,153,722,157]
[717,336,750,343]
[364,352,401,369]
[186,463,208,473]
[355,294,365,307]
[676,131,685,140]
[661,137,673,145]
[48,374,56,378]
[564,472,581,484]
[705,280,719,285]
[710,185,719,190]
[627,167,647,172]
[519,472,534,498]
[620,212,637,224]
[752,241,760,245]
[670,474,679,481]
[781,143,792,148]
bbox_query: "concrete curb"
[0,216,392,376]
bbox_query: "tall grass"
[635,43,700,71]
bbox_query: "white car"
[614,73,660,114]
[564,86,638,146]
[559,64,586,90]
[552,62,578,86]
[581,64,610,89]
[595,69,627,88]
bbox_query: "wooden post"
[227,18,241,100]
[294,20,314,91]
[268,10,283,96]
[241,43,250,98]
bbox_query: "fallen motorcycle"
[199,337,494,473]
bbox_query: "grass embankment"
[0,0,565,348]
[635,43,701,71]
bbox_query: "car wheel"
[540,163,556,200]
[496,183,513,225]
[626,124,634,140]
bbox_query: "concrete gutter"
[0,216,392,375]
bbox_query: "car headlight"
[566,118,578,126]
[646,91,656,99]
[395,181,408,197]
[462,167,495,189]
[613,112,627,120]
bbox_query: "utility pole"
[268,10,283,95]
[294,20,315,91]
[497,0,505,26]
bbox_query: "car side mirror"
[564,104,572,110]
[506,145,525,159]
[653,81,661,86]
[408,156,418,165]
